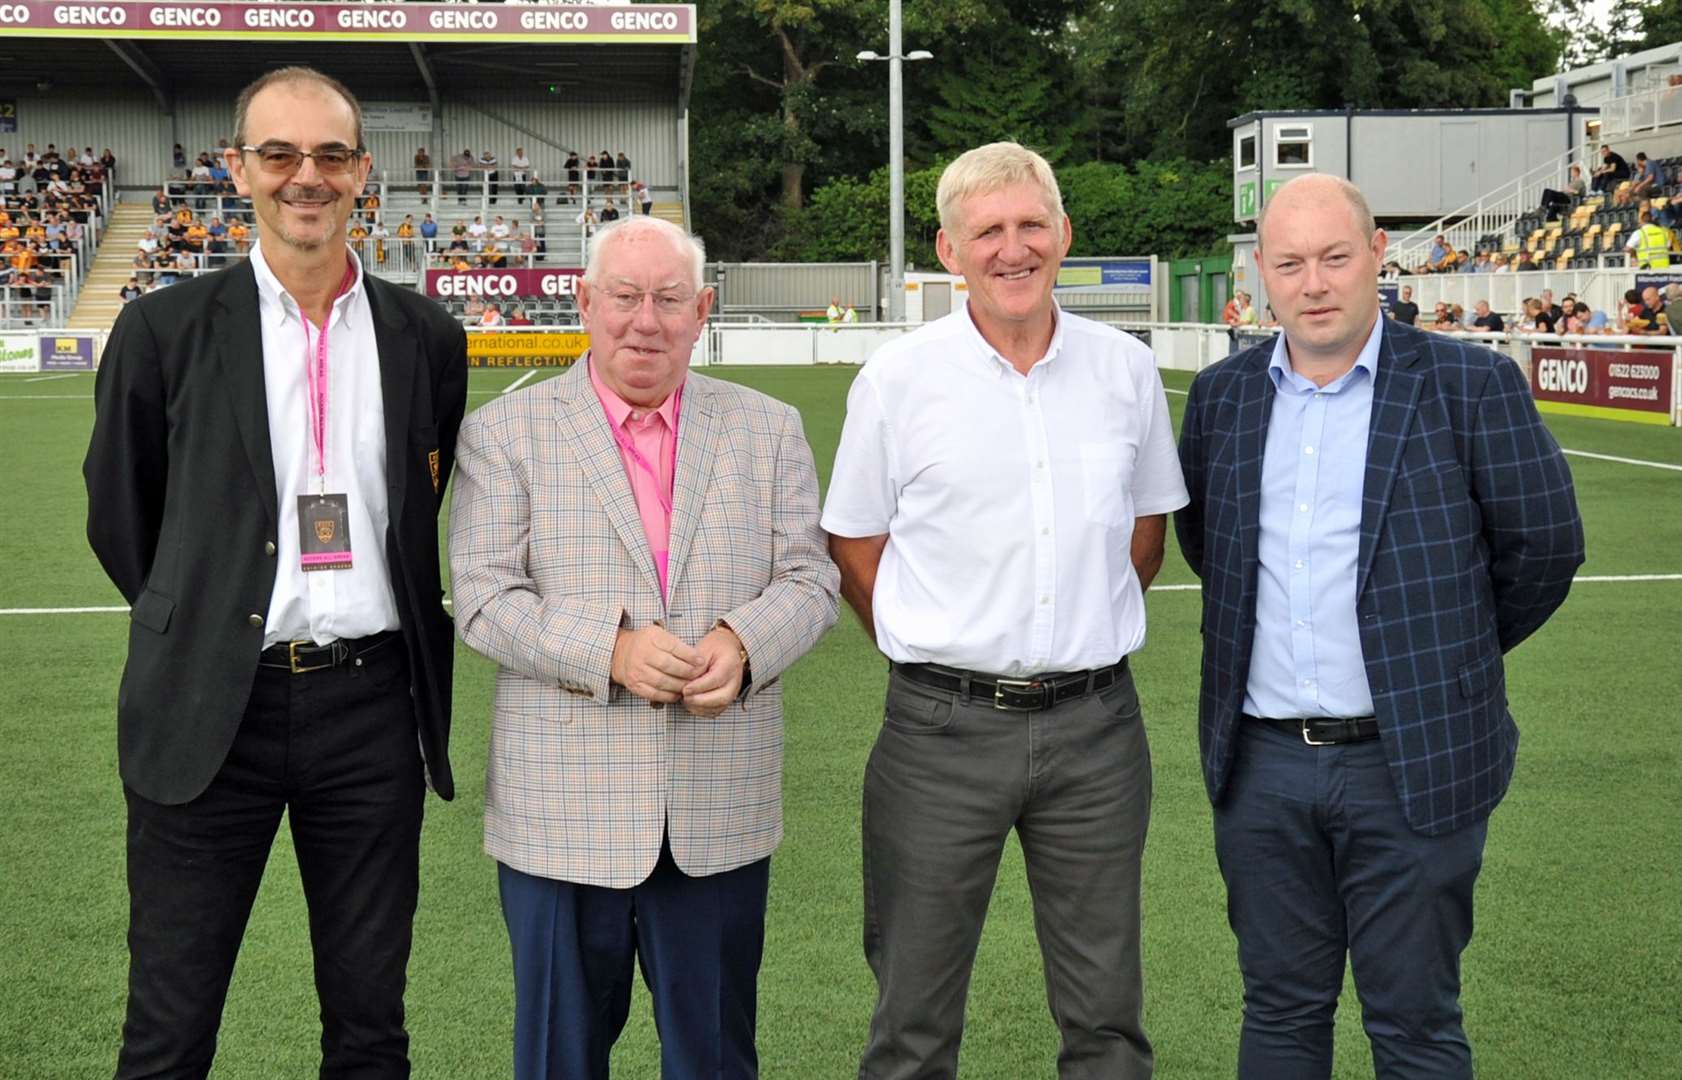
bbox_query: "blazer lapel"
[212,261,279,534]
[663,374,717,602]
[1357,325,1425,596]
[555,358,664,600]
[366,278,415,525]
[1233,353,1276,578]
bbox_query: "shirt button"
[248,614,263,627]
[264,540,276,556]
[1298,503,1309,512]
[1303,446,1314,455]
[1041,527,1050,536]
[1294,560,1305,569]
[1303,678,1315,688]
[1040,595,1050,605]
[1296,619,1308,628]
[1036,460,1045,469]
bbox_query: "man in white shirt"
[510,145,531,197]
[490,214,510,240]
[466,214,488,241]
[824,141,1186,1080]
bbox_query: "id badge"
[298,493,353,571]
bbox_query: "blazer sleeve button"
[264,540,277,556]
[248,614,264,627]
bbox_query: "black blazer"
[85,259,468,805]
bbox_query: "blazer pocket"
[1457,652,1503,700]
[130,588,174,634]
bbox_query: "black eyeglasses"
[238,143,365,176]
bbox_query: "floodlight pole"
[888,1,905,323]
[858,4,930,324]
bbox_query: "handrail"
[1387,143,1598,271]
[1599,82,1682,140]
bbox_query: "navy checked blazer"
[1175,319,1584,836]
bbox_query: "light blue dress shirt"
[1242,315,1383,719]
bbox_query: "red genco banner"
[0,2,696,43]
[425,268,586,300]
[1531,346,1675,421]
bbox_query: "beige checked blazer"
[449,360,839,888]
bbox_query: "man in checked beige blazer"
[449,215,838,1080]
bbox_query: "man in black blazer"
[84,67,466,1079]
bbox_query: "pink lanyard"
[299,262,358,493]
[605,383,681,515]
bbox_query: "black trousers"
[115,641,425,1080]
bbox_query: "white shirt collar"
[249,240,366,328]
[957,297,1067,378]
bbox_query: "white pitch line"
[502,369,540,394]
[10,577,1678,617]
[1164,387,1187,396]
[1561,448,1682,473]
[23,372,81,383]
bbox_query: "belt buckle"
[287,640,332,674]
[993,678,1042,712]
[1301,720,1333,746]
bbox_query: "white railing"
[1394,268,1626,323]
[1388,144,1601,272]
[1599,82,1682,140]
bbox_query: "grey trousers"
[859,665,1154,1080]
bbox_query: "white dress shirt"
[823,304,1188,675]
[251,241,401,646]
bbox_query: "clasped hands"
[610,623,744,717]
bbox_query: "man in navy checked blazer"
[1176,174,1583,1079]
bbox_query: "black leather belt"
[893,658,1129,712]
[1245,714,1379,746]
[258,630,401,674]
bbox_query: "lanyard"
[605,383,682,515]
[299,261,359,493]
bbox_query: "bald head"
[1257,174,1376,253]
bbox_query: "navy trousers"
[1213,722,1488,1080]
[498,844,770,1080]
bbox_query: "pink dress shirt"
[588,356,681,597]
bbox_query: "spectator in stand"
[479,147,500,204]
[101,148,116,178]
[511,146,530,198]
[1618,152,1663,206]
[120,277,143,304]
[615,151,632,187]
[1469,251,1493,273]
[0,158,14,197]
[420,212,437,241]
[1429,302,1454,331]
[490,215,510,242]
[414,146,431,196]
[531,207,546,260]
[1541,290,1563,324]
[1580,303,1609,333]
[600,148,614,185]
[1236,290,1258,326]
[206,217,227,257]
[1221,292,1242,327]
[515,225,537,266]
[371,218,390,266]
[464,295,486,320]
[506,304,532,326]
[1532,297,1558,335]
[1491,252,1510,272]
[1470,300,1504,333]
[1390,284,1419,326]
[171,142,186,171]
[1625,208,1672,268]
[191,155,213,209]
[184,217,209,254]
[132,251,155,280]
[1640,285,1666,332]
[575,204,597,237]
[479,239,506,268]
[453,148,474,204]
[1425,234,1453,273]
[633,179,653,216]
[136,231,159,259]
[528,172,548,207]
[564,150,580,193]
[600,200,621,224]
[1592,143,1630,194]
[584,153,598,189]
[227,218,250,254]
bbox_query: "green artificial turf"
[1,364,1678,1078]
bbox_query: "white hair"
[583,216,706,291]
[936,141,1065,239]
